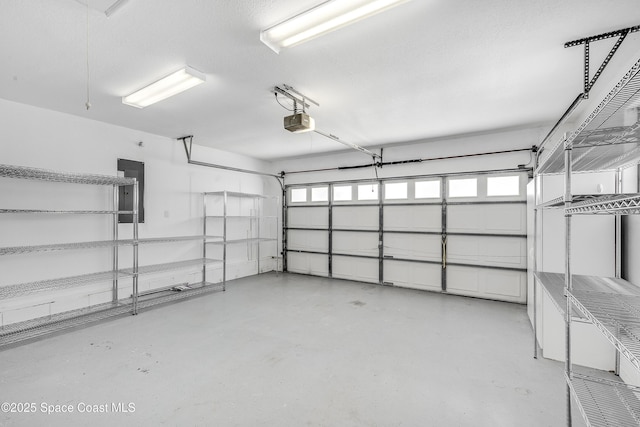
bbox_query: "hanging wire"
[85,0,91,110]
[274,93,294,111]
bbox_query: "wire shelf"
[206,238,277,245]
[0,237,227,255]
[568,289,640,372]
[0,300,132,346]
[0,164,135,186]
[136,235,223,244]
[0,281,225,347]
[206,215,278,219]
[565,194,640,215]
[136,281,223,310]
[121,258,222,275]
[0,209,133,215]
[0,239,136,256]
[534,272,640,317]
[568,373,640,426]
[204,191,275,199]
[536,194,607,209]
[538,57,640,174]
[0,271,127,299]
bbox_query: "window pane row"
[289,175,520,203]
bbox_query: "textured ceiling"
[1,0,640,160]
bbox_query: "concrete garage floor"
[1,272,576,426]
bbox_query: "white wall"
[0,98,281,325]
[273,126,545,185]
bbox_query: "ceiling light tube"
[122,66,206,108]
[260,0,410,53]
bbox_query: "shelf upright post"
[223,191,227,291]
[533,175,538,359]
[132,179,139,315]
[203,193,207,285]
[615,168,622,279]
[257,197,261,275]
[112,184,119,303]
[614,168,622,375]
[563,134,573,427]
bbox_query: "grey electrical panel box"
[118,159,144,223]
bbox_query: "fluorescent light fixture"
[122,67,206,108]
[260,0,410,53]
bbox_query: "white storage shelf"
[0,164,226,347]
[204,191,278,289]
[534,55,640,427]
[0,164,138,347]
[568,290,640,372]
[568,373,640,426]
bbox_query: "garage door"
[285,171,528,303]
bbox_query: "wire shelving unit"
[534,56,640,426]
[204,191,279,290]
[0,164,139,347]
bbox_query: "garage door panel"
[333,231,378,257]
[383,205,440,232]
[333,256,378,283]
[384,260,441,291]
[333,206,378,230]
[288,229,328,252]
[447,265,526,303]
[288,207,328,229]
[287,252,328,276]
[383,233,440,261]
[448,204,526,234]
[447,235,526,268]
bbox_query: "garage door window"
[384,182,407,200]
[334,185,352,201]
[358,184,378,201]
[415,180,440,199]
[311,187,328,202]
[448,178,477,198]
[487,176,520,196]
[291,188,307,203]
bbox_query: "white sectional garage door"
[285,171,528,303]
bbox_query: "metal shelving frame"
[0,164,139,347]
[204,191,278,290]
[534,55,640,426]
[0,166,231,348]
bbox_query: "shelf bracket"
[565,25,639,98]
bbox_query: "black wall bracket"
[565,25,640,98]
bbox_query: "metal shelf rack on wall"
[203,191,279,290]
[0,164,140,347]
[0,165,226,348]
[534,56,640,426]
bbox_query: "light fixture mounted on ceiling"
[122,66,206,109]
[260,0,411,53]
